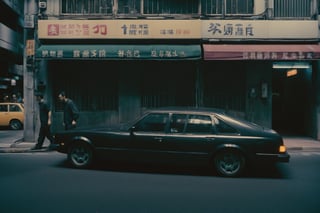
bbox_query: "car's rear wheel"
[214,150,245,177]
[9,119,23,130]
[68,142,93,169]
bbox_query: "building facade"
[25,0,320,140]
[0,0,24,102]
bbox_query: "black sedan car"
[54,107,290,177]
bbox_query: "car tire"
[214,150,245,177]
[68,142,93,169]
[9,119,23,130]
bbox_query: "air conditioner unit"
[39,2,47,9]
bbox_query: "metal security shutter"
[274,0,312,18]
[202,61,245,112]
[51,61,118,112]
[141,61,196,108]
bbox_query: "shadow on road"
[55,159,290,179]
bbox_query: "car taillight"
[279,145,286,153]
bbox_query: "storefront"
[201,43,320,137]
[35,19,202,131]
[199,19,320,138]
[36,43,201,131]
[33,19,320,139]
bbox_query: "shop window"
[274,0,313,19]
[118,0,141,14]
[61,0,113,14]
[143,0,199,15]
[202,0,254,16]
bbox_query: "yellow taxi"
[0,103,24,130]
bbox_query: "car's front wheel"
[68,142,93,169]
[214,150,245,177]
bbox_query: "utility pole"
[23,0,38,142]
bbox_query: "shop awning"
[203,44,320,60]
[36,44,201,60]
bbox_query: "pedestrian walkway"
[283,136,320,151]
[0,136,320,153]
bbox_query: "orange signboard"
[38,20,201,39]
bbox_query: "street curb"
[0,147,52,153]
[0,148,31,153]
[0,140,53,153]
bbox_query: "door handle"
[206,137,215,141]
[154,137,163,142]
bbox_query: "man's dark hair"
[59,91,66,97]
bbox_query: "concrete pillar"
[23,0,38,142]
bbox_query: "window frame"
[142,0,200,16]
[273,0,315,19]
[60,0,114,15]
[202,0,254,17]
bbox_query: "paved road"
[0,151,319,213]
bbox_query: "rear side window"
[0,105,8,112]
[134,113,169,132]
[9,105,22,112]
[185,114,212,134]
[213,117,238,134]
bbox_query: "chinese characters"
[39,48,188,59]
[208,23,254,37]
[242,52,313,60]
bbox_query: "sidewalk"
[0,136,320,153]
[282,136,320,151]
[0,138,52,153]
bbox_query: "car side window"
[213,117,238,134]
[170,114,187,133]
[185,114,212,134]
[134,113,169,132]
[9,105,21,112]
[0,105,8,112]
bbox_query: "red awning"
[203,44,320,60]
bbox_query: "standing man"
[32,93,55,150]
[58,91,79,130]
